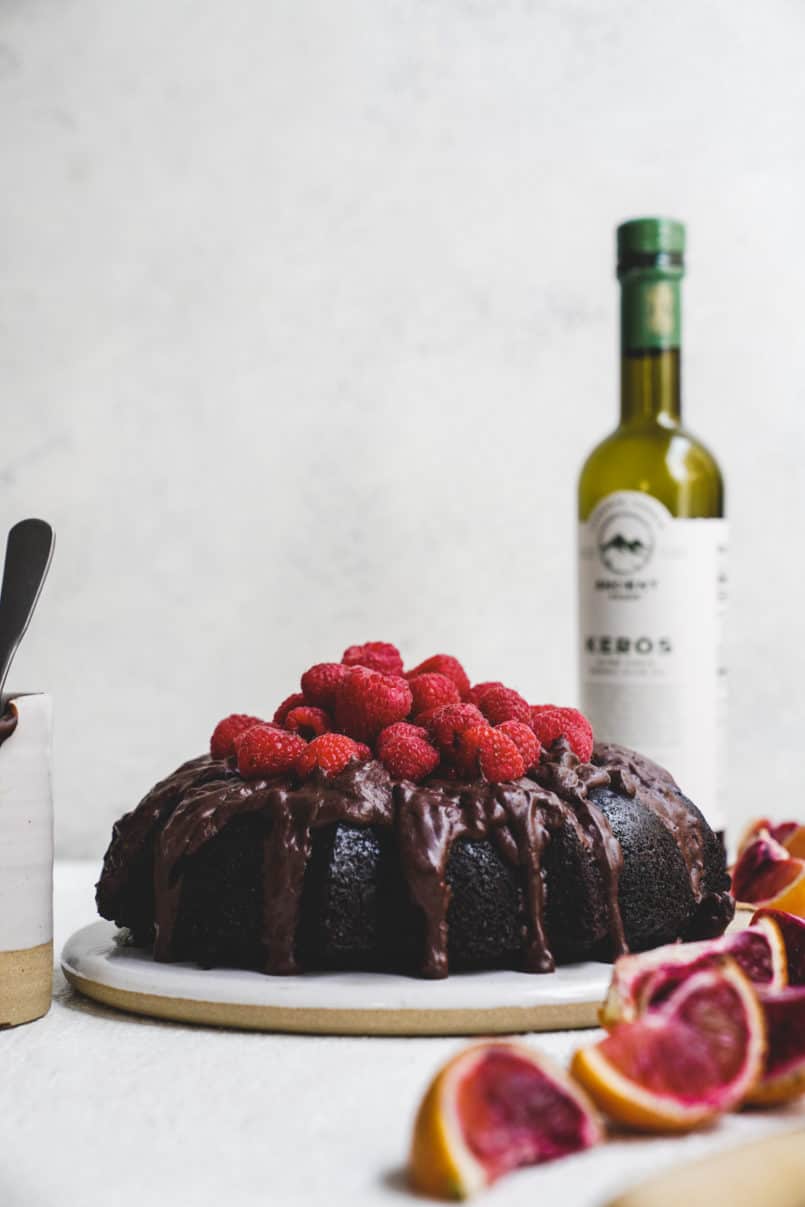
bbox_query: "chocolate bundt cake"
[96,732,733,978]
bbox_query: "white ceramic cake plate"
[62,920,612,1035]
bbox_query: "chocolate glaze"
[0,697,19,748]
[152,760,394,974]
[591,741,707,902]
[530,740,628,960]
[97,738,727,979]
[95,755,237,922]
[395,778,568,977]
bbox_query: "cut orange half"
[572,962,766,1133]
[408,1042,602,1199]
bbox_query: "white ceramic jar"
[0,694,53,1026]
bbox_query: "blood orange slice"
[732,832,805,915]
[408,1042,602,1198]
[737,818,805,860]
[572,962,766,1132]
[745,985,805,1106]
[601,916,787,1027]
[752,908,805,985]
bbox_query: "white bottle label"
[578,491,727,832]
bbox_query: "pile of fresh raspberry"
[209,642,594,785]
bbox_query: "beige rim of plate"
[62,921,611,1036]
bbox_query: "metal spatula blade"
[0,519,55,699]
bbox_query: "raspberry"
[296,732,367,779]
[342,641,404,676]
[273,693,305,726]
[284,705,331,740]
[496,720,540,771]
[411,707,441,728]
[530,705,594,763]
[408,672,460,719]
[236,725,307,779]
[210,714,265,760]
[452,724,486,775]
[300,662,349,710]
[406,654,471,700]
[376,722,439,782]
[334,666,413,743]
[478,684,531,727]
[469,725,526,782]
[467,681,505,707]
[427,702,488,775]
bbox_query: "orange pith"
[571,963,767,1133]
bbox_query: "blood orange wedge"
[737,818,805,860]
[571,963,766,1133]
[732,832,805,915]
[752,908,805,984]
[408,1042,602,1199]
[600,916,787,1027]
[745,985,805,1106]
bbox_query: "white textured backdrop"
[1,0,803,856]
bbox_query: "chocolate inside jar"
[0,696,20,748]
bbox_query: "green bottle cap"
[617,218,685,275]
[617,219,685,350]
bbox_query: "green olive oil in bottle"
[578,218,727,835]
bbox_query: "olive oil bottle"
[578,218,727,834]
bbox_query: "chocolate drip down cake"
[97,642,733,978]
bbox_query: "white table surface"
[4,862,803,1207]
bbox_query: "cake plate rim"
[61,920,612,1035]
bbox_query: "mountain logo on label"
[597,511,654,575]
